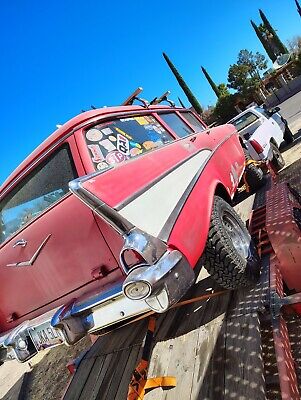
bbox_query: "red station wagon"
[0,100,260,363]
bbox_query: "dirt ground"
[1,127,300,400]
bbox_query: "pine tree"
[296,0,301,17]
[162,52,203,115]
[259,9,288,55]
[201,66,220,98]
[250,20,277,62]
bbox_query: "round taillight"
[123,280,151,300]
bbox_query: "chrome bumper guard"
[0,250,194,362]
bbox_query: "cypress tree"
[259,9,288,55]
[201,66,220,98]
[250,20,277,62]
[296,0,301,17]
[162,52,203,115]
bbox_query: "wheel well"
[215,184,232,204]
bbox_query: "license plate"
[28,322,64,351]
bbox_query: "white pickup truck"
[229,106,294,171]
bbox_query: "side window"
[84,115,174,170]
[180,112,206,132]
[159,113,194,138]
[0,145,77,244]
[231,112,259,132]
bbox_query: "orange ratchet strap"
[127,316,176,400]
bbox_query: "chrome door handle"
[13,239,27,248]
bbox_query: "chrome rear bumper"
[0,249,194,363]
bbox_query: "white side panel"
[119,150,212,237]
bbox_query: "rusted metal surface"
[266,183,301,291]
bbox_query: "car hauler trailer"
[61,157,301,400]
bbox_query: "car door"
[0,137,121,332]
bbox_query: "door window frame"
[0,136,82,248]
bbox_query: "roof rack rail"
[150,91,175,107]
[122,87,149,108]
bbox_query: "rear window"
[231,112,259,132]
[85,115,174,170]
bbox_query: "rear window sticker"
[101,127,114,136]
[106,151,126,165]
[109,135,117,142]
[134,116,148,125]
[143,124,155,131]
[86,128,103,142]
[129,141,142,149]
[115,127,133,140]
[120,117,135,122]
[130,147,143,157]
[143,141,156,150]
[97,161,109,170]
[88,144,105,163]
[99,139,116,152]
[117,134,130,155]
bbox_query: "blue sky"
[0,0,300,185]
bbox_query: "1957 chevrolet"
[0,101,260,363]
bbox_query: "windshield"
[230,112,258,132]
[85,115,174,170]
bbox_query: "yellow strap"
[127,376,176,399]
[145,376,177,390]
[245,159,261,167]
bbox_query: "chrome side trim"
[120,228,167,273]
[69,174,133,235]
[6,234,51,268]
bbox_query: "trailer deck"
[63,159,301,400]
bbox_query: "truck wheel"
[204,196,260,289]
[243,150,264,191]
[283,125,294,144]
[270,143,285,171]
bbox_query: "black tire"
[283,124,294,144]
[204,196,260,289]
[270,142,285,171]
[243,149,264,191]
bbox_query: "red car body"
[0,105,245,362]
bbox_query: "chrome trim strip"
[115,147,213,211]
[158,131,237,242]
[69,174,133,236]
[6,234,51,268]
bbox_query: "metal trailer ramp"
[63,159,301,400]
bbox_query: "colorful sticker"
[134,116,148,125]
[101,127,113,136]
[109,135,117,142]
[117,134,130,155]
[88,144,105,163]
[106,151,126,165]
[99,139,116,152]
[143,141,156,150]
[130,147,143,157]
[86,128,103,142]
[97,162,109,170]
[115,127,133,140]
[143,124,154,131]
[129,141,142,149]
[120,117,135,122]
